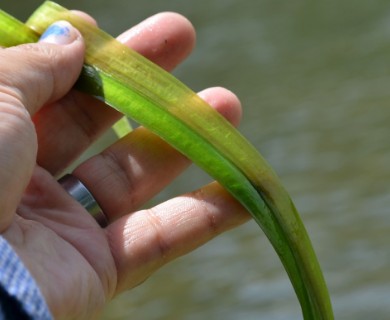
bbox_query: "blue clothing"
[0,236,52,320]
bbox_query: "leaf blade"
[0,2,333,318]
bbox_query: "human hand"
[0,12,249,319]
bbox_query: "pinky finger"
[105,181,250,294]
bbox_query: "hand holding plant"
[0,2,333,319]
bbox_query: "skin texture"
[0,11,249,319]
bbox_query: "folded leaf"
[0,2,333,319]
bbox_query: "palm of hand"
[5,167,116,319]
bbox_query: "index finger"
[34,12,196,175]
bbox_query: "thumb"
[1,21,85,114]
[0,21,85,230]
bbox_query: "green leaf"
[112,116,132,139]
[0,8,39,44]
[0,2,333,319]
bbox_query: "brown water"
[5,0,390,319]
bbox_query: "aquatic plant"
[0,2,333,318]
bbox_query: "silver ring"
[58,174,108,227]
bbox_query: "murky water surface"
[5,1,390,319]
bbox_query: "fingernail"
[39,21,78,45]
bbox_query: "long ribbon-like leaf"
[0,2,333,318]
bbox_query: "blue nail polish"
[39,21,75,45]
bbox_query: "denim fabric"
[0,236,52,320]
